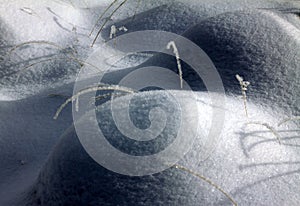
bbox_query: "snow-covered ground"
[0,0,299,205]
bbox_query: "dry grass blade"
[91,0,129,47]
[48,93,70,98]
[90,92,126,104]
[53,84,136,119]
[89,0,118,36]
[132,0,141,20]
[167,41,183,89]
[278,116,300,126]
[8,40,77,57]
[14,56,102,83]
[246,121,282,144]
[15,57,64,83]
[174,164,238,206]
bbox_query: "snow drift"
[24,91,300,206]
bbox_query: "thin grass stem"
[174,164,238,206]
[91,0,129,47]
[89,0,119,36]
[278,116,300,126]
[246,121,281,144]
[53,84,135,119]
[167,41,183,89]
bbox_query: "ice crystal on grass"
[118,26,128,32]
[110,25,117,39]
[236,74,250,118]
[109,25,128,39]
[167,41,183,89]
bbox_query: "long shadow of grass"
[233,168,300,196]
[238,129,300,158]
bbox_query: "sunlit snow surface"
[0,0,299,205]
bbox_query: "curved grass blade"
[15,56,102,83]
[53,84,136,119]
[246,121,281,144]
[278,116,300,127]
[89,0,118,36]
[91,0,129,47]
[174,164,238,206]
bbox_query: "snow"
[23,90,300,206]
[0,0,299,205]
[0,0,86,43]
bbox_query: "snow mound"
[0,0,95,100]
[23,90,300,206]
[98,0,297,40]
[0,83,74,205]
[109,9,300,114]
[181,10,300,114]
